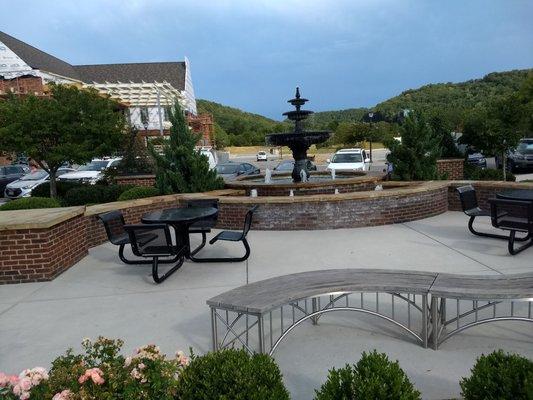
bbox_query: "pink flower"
[20,393,30,400]
[78,368,105,385]
[0,372,9,388]
[8,375,19,386]
[53,390,73,400]
[18,377,32,392]
[124,357,132,367]
[138,363,146,370]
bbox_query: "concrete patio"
[0,211,532,399]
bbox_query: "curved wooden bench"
[429,272,533,349]
[207,269,437,355]
[207,269,533,355]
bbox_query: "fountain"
[266,88,331,182]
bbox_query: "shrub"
[118,186,160,201]
[460,350,533,400]
[175,349,290,400]
[31,180,83,198]
[0,337,188,400]
[315,350,421,400]
[0,197,61,211]
[63,185,128,206]
[464,163,516,181]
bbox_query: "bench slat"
[207,268,437,314]
[429,272,533,300]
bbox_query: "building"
[0,31,213,145]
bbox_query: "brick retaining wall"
[217,186,448,230]
[0,214,87,284]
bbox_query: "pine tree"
[385,112,442,181]
[149,102,224,194]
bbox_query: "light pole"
[368,112,374,163]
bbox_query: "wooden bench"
[429,272,533,349]
[207,269,533,355]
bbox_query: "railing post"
[422,294,428,348]
[258,314,265,353]
[431,296,439,350]
[311,297,318,325]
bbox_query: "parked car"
[273,159,317,172]
[215,162,260,181]
[256,151,268,162]
[496,138,533,172]
[4,168,76,199]
[466,150,486,169]
[0,165,29,196]
[58,158,122,185]
[326,148,370,173]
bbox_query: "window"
[163,106,171,122]
[6,166,22,174]
[331,153,363,163]
[140,107,149,127]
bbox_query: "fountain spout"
[264,168,272,184]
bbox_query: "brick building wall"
[0,76,47,96]
[0,215,87,284]
[437,159,464,180]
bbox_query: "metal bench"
[207,269,437,355]
[430,272,533,349]
[207,269,533,355]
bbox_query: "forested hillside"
[196,99,288,147]
[200,68,532,146]
[374,69,531,122]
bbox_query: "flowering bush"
[0,337,188,400]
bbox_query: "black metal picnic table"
[496,189,533,202]
[141,207,218,260]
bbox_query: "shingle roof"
[0,31,80,80]
[74,62,186,90]
[0,31,186,90]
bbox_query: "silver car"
[4,168,76,199]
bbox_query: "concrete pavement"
[0,211,532,399]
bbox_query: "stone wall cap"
[0,206,85,231]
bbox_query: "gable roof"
[74,62,186,90]
[0,31,81,80]
[0,31,186,90]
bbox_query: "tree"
[461,87,530,180]
[0,84,125,198]
[150,102,224,194]
[427,113,462,158]
[384,113,441,181]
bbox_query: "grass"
[226,143,386,158]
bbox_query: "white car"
[4,168,76,199]
[256,151,268,161]
[58,158,122,185]
[326,148,370,173]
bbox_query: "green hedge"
[315,350,421,400]
[460,350,533,400]
[31,181,84,198]
[175,349,290,400]
[464,163,516,181]
[117,186,160,201]
[0,197,61,211]
[62,185,130,206]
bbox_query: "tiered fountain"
[266,88,331,182]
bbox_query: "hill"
[374,69,532,121]
[305,108,369,129]
[196,99,288,146]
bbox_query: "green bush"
[464,163,516,181]
[31,180,84,198]
[118,186,160,201]
[175,349,290,400]
[460,350,533,400]
[315,350,421,400]
[63,185,128,206]
[0,197,61,211]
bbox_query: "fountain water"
[266,88,331,182]
[264,168,272,184]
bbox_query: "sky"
[1,0,532,120]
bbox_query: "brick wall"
[217,186,448,230]
[437,159,464,180]
[447,181,533,211]
[0,76,46,96]
[0,215,87,284]
[115,175,156,188]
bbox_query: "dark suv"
[0,165,29,196]
[497,138,533,172]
